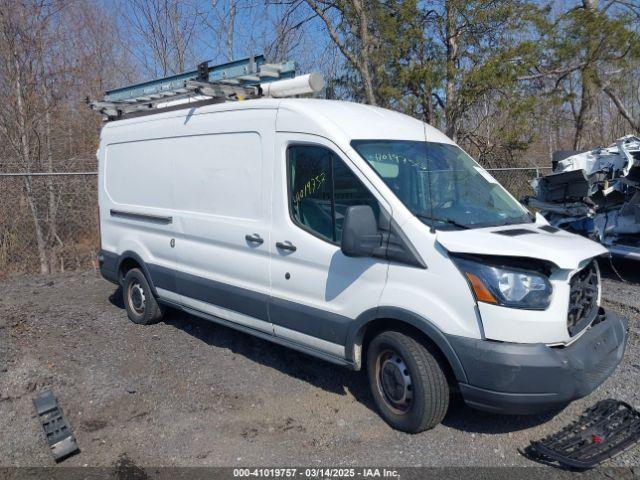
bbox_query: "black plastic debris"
[522,399,640,469]
[535,169,591,202]
[33,390,80,462]
[526,135,640,259]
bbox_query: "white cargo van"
[98,98,628,432]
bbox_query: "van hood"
[436,224,607,270]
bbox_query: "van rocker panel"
[448,310,628,414]
[100,251,353,347]
[160,264,270,323]
[165,266,352,346]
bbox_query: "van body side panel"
[378,217,483,340]
[100,131,179,292]
[170,110,275,333]
[99,109,276,335]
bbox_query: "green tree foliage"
[306,0,639,160]
[531,0,640,148]
[315,0,548,159]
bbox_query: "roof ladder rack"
[88,55,301,121]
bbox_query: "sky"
[108,0,338,83]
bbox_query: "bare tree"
[603,85,640,132]
[0,1,58,273]
[0,0,132,274]
[302,0,378,105]
[206,0,240,61]
[124,0,204,76]
[263,2,307,62]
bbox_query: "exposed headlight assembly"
[454,256,552,310]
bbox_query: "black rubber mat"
[522,399,640,469]
[33,390,80,461]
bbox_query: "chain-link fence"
[0,166,552,278]
[0,173,99,278]
[486,167,552,200]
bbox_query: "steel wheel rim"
[375,348,413,414]
[128,281,146,315]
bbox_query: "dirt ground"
[1,261,639,469]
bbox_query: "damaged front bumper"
[447,309,628,415]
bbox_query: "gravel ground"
[0,263,639,469]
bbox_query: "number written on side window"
[288,145,379,243]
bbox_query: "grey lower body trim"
[458,383,561,415]
[157,287,273,334]
[273,325,345,357]
[348,306,468,380]
[157,288,346,358]
[98,250,119,284]
[269,296,352,346]
[104,251,353,362]
[157,297,351,368]
[447,310,628,415]
[147,261,351,346]
[149,264,269,321]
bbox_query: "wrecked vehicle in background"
[524,135,640,260]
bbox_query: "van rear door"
[101,138,179,294]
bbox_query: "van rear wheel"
[123,268,164,325]
[366,330,449,433]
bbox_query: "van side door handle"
[245,233,264,245]
[276,241,297,252]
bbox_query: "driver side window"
[287,145,379,244]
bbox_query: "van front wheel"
[123,268,164,325]
[366,330,449,433]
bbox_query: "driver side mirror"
[341,205,383,257]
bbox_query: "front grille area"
[568,260,600,336]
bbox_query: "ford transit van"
[98,98,628,432]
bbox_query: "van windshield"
[351,140,532,230]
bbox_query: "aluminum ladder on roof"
[88,55,296,120]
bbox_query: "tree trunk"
[13,57,50,274]
[573,0,600,149]
[353,0,377,106]
[23,176,50,275]
[303,0,377,105]
[574,66,598,149]
[42,78,58,272]
[602,86,640,132]
[423,91,434,124]
[445,0,458,140]
[226,1,236,61]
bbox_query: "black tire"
[122,268,164,325]
[366,330,449,433]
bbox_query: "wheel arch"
[346,307,468,384]
[116,251,158,296]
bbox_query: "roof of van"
[277,99,454,144]
[102,98,454,145]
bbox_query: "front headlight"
[454,257,552,310]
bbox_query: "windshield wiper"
[415,214,469,230]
